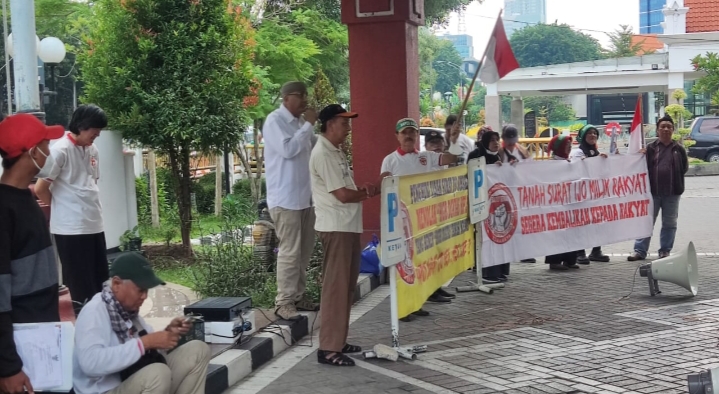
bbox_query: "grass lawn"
[155,264,196,289]
[138,214,233,244]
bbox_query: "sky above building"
[437,0,641,58]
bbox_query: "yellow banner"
[394,166,475,318]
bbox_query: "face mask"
[30,146,54,178]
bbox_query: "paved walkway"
[227,176,719,394]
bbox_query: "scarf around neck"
[101,283,138,344]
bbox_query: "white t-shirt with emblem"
[46,134,104,235]
[380,149,444,177]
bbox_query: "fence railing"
[140,144,265,178]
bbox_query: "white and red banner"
[481,155,654,266]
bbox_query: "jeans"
[633,195,680,258]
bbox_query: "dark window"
[699,119,719,135]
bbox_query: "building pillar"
[342,0,424,240]
[667,73,686,105]
[510,97,524,134]
[485,83,501,131]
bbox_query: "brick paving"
[242,176,719,394]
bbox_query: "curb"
[686,163,719,177]
[205,272,385,394]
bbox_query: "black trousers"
[545,251,578,266]
[54,232,109,306]
[482,263,509,278]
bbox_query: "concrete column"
[485,96,501,132]
[667,73,686,105]
[124,151,138,231]
[342,0,423,240]
[9,0,41,113]
[510,97,524,134]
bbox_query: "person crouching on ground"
[569,125,610,264]
[545,135,579,271]
[468,130,510,282]
[73,252,211,394]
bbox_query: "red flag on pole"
[479,16,520,84]
[628,95,644,154]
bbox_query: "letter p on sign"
[474,169,484,198]
[387,193,398,232]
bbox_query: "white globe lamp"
[5,33,41,58]
[38,37,66,63]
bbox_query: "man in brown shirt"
[628,115,688,261]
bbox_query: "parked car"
[687,116,719,162]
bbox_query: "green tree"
[523,96,576,123]
[606,25,646,58]
[80,0,255,253]
[510,23,604,67]
[692,52,719,114]
[433,41,465,96]
[425,0,477,25]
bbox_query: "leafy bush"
[232,178,266,201]
[191,222,322,308]
[136,176,151,225]
[222,194,256,224]
[193,172,218,215]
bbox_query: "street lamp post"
[38,36,67,107]
[8,0,41,116]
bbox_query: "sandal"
[342,344,362,353]
[317,350,355,366]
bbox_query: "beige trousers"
[317,232,361,352]
[107,340,211,394]
[269,207,316,306]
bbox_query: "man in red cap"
[0,114,64,394]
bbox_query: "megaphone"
[639,242,698,297]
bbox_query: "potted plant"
[119,226,142,252]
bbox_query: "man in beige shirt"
[309,104,383,367]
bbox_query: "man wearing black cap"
[0,114,63,394]
[310,104,383,367]
[262,81,320,321]
[73,252,210,394]
[424,130,446,154]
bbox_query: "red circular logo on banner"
[484,183,518,244]
[395,201,416,285]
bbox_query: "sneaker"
[295,297,320,312]
[549,264,569,271]
[576,255,590,265]
[400,314,416,322]
[427,293,451,303]
[436,288,456,299]
[589,252,610,262]
[482,277,501,284]
[627,252,645,262]
[275,304,302,321]
[520,258,536,263]
[412,308,430,317]
[658,251,670,259]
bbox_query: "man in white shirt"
[73,252,210,394]
[444,115,474,163]
[310,104,382,367]
[262,82,319,320]
[35,105,109,309]
[381,118,462,321]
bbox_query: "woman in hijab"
[545,135,579,271]
[569,125,611,264]
[468,130,510,282]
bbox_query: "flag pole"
[639,94,645,148]
[456,9,503,125]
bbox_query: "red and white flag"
[628,95,644,154]
[479,16,520,84]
